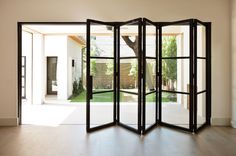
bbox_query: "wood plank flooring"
[0,125,236,156]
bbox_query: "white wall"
[22,31,33,104]
[44,36,82,99]
[32,33,44,105]
[44,35,68,100]
[0,0,232,125]
[67,38,82,98]
[232,0,236,128]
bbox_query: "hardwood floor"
[0,125,235,156]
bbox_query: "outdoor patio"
[22,99,205,128]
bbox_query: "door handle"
[89,75,93,100]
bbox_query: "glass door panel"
[142,18,158,133]
[195,21,208,130]
[160,20,192,131]
[118,18,142,134]
[87,19,116,132]
[119,93,138,129]
[120,59,138,93]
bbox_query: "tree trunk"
[122,36,154,90]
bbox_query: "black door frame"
[193,19,212,132]
[155,19,211,133]
[86,19,117,132]
[17,19,211,134]
[46,56,58,95]
[142,18,159,134]
[157,19,194,132]
[117,18,143,134]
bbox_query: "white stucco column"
[22,31,33,105]
[32,34,44,105]
[232,0,236,128]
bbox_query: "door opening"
[18,23,88,126]
[17,19,211,135]
[47,57,58,95]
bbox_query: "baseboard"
[0,117,18,126]
[211,118,231,126]
[231,120,236,128]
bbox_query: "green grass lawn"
[69,90,177,103]
[69,91,87,102]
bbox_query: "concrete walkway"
[22,100,205,128]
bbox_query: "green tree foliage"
[129,60,138,87]
[90,59,97,76]
[129,60,138,78]
[89,37,101,76]
[72,79,84,96]
[106,59,113,76]
[162,36,177,90]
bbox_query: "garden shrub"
[72,79,84,96]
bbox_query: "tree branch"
[122,36,139,56]
[122,36,135,49]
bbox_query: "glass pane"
[90,59,114,91]
[120,92,138,129]
[51,80,57,92]
[146,59,156,92]
[22,88,25,97]
[146,24,156,57]
[22,57,25,66]
[197,59,206,92]
[120,23,139,57]
[90,92,114,127]
[162,59,189,93]
[197,23,206,57]
[197,92,206,128]
[120,59,138,93]
[162,25,190,57]
[90,24,114,57]
[145,92,156,127]
[162,92,189,128]
[22,78,25,86]
[22,67,25,76]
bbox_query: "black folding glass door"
[86,19,116,132]
[86,18,211,134]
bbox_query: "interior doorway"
[47,57,58,95]
[18,19,211,134]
